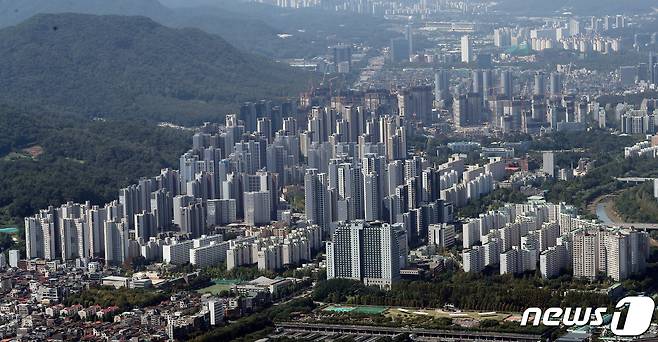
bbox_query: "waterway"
[596,203,614,225]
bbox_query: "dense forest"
[531,131,658,211]
[63,286,168,312]
[614,182,658,223]
[544,154,658,212]
[0,13,311,124]
[458,188,528,218]
[0,0,170,27]
[0,107,190,224]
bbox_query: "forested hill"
[0,0,321,58]
[0,13,310,124]
[0,0,170,27]
[0,108,191,223]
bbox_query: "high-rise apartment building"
[572,229,648,281]
[208,300,225,326]
[549,72,562,96]
[434,69,450,102]
[304,169,332,234]
[542,152,555,178]
[326,221,400,289]
[428,223,455,248]
[534,72,545,96]
[500,69,513,99]
[243,191,271,226]
[461,35,472,63]
[390,37,410,63]
[103,220,128,266]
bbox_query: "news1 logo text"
[521,296,656,336]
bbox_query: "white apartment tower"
[573,231,599,280]
[428,223,455,248]
[461,35,472,63]
[243,191,271,226]
[326,221,400,289]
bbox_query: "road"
[615,177,657,183]
[273,322,545,342]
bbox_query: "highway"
[274,322,546,342]
[615,177,657,183]
[602,222,658,230]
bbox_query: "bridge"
[615,177,657,184]
[274,322,546,342]
[602,222,658,230]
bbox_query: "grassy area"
[196,279,239,295]
[312,304,546,335]
[535,131,658,213]
[322,304,511,321]
[324,305,388,315]
[387,308,510,322]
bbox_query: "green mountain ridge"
[0,0,170,26]
[0,13,310,124]
[0,0,321,57]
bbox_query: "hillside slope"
[0,0,319,57]
[0,107,191,224]
[0,13,310,122]
[0,0,169,26]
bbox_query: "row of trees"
[313,273,611,313]
[203,264,277,281]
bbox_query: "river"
[596,203,614,225]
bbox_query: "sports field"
[322,304,510,321]
[197,279,240,295]
[323,305,388,314]
[387,308,510,321]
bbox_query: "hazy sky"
[158,0,224,8]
